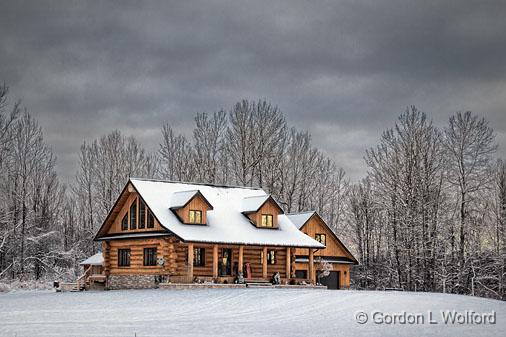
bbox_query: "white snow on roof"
[97,232,170,241]
[80,252,104,265]
[286,211,315,229]
[130,179,324,248]
[241,194,270,213]
[170,190,200,208]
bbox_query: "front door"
[220,249,232,276]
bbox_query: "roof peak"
[129,177,264,190]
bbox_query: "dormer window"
[241,195,284,229]
[170,190,213,225]
[189,210,202,224]
[261,214,273,227]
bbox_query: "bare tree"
[444,111,497,291]
[159,124,194,181]
[193,111,227,184]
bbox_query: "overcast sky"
[1,0,505,182]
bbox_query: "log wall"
[294,214,354,260]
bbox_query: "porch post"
[213,244,219,279]
[188,243,194,281]
[286,247,291,280]
[238,246,244,274]
[262,247,268,279]
[308,248,314,284]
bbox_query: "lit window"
[261,214,273,227]
[261,250,276,264]
[315,233,326,246]
[193,248,205,267]
[189,210,202,224]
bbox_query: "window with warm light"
[261,214,273,227]
[261,250,276,264]
[189,210,202,224]
[315,233,326,245]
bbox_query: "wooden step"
[246,283,274,288]
[245,278,272,284]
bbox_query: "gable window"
[261,250,276,265]
[189,210,202,224]
[193,248,205,267]
[118,249,131,267]
[130,199,137,230]
[261,214,273,227]
[143,248,157,266]
[139,199,146,229]
[121,214,128,231]
[147,210,155,228]
[315,233,326,246]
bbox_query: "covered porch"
[171,242,317,285]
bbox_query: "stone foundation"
[107,275,157,290]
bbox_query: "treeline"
[351,107,505,299]
[0,84,504,299]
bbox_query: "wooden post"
[188,243,194,282]
[308,248,314,284]
[291,248,296,278]
[238,246,244,274]
[286,247,291,280]
[213,244,219,279]
[102,241,110,276]
[262,247,268,279]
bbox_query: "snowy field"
[1,289,505,337]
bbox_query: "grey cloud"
[1,0,505,181]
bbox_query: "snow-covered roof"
[80,252,104,265]
[170,190,200,208]
[241,195,270,213]
[295,256,356,264]
[128,178,324,248]
[286,211,315,229]
[97,232,170,240]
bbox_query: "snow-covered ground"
[0,289,504,337]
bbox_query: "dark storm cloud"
[1,0,505,181]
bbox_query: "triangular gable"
[94,180,172,240]
[169,190,214,211]
[299,211,358,264]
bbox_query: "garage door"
[319,271,340,289]
[295,270,307,279]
